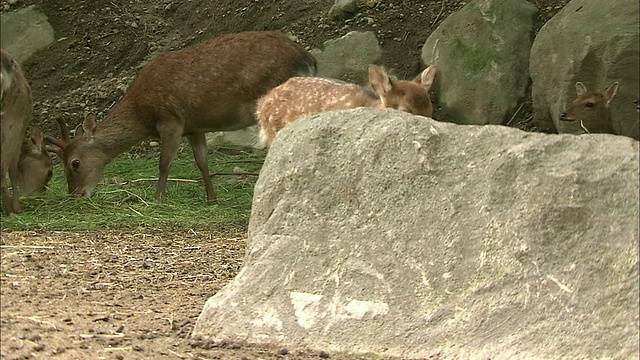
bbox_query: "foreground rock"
[530,0,640,139]
[194,109,639,358]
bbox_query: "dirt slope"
[5,0,565,135]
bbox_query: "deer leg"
[156,131,182,202]
[7,162,21,213]
[1,173,14,214]
[186,133,216,202]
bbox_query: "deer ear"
[74,124,84,137]
[605,82,619,104]
[368,64,392,98]
[28,127,45,153]
[575,82,587,96]
[81,113,98,140]
[418,64,437,92]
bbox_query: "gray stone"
[421,0,537,125]
[1,5,55,63]
[206,125,263,149]
[310,31,382,84]
[194,108,639,359]
[530,0,640,139]
[329,0,359,19]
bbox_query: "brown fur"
[256,64,437,147]
[1,49,15,100]
[46,31,317,201]
[559,81,619,135]
[1,48,33,214]
[17,127,53,196]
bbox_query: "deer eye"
[585,102,595,108]
[71,159,81,170]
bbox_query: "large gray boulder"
[310,31,383,84]
[421,0,537,125]
[194,108,639,359]
[530,0,640,139]
[0,5,55,63]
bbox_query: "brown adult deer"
[256,64,437,147]
[46,31,317,202]
[17,127,53,196]
[559,81,619,135]
[1,48,34,214]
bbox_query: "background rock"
[329,0,359,19]
[206,125,263,149]
[421,0,537,125]
[0,5,54,63]
[194,108,639,358]
[310,30,383,84]
[530,0,640,139]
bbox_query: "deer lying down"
[559,81,619,135]
[18,127,53,196]
[256,64,437,147]
[1,48,34,214]
[46,31,317,202]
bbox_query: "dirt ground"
[1,0,568,359]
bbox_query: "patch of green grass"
[1,145,266,232]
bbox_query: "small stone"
[202,339,215,349]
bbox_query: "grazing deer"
[1,48,33,214]
[46,31,317,202]
[17,127,53,196]
[256,64,437,147]
[559,81,619,135]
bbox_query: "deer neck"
[93,102,151,159]
[356,86,383,108]
[586,110,616,134]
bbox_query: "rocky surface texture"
[195,108,639,358]
[530,0,640,139]
[421,0,538,126]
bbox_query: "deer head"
[559,81,619,134]
[369,64,437,117]
[46,114,109,197]
[17,127,53,195]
